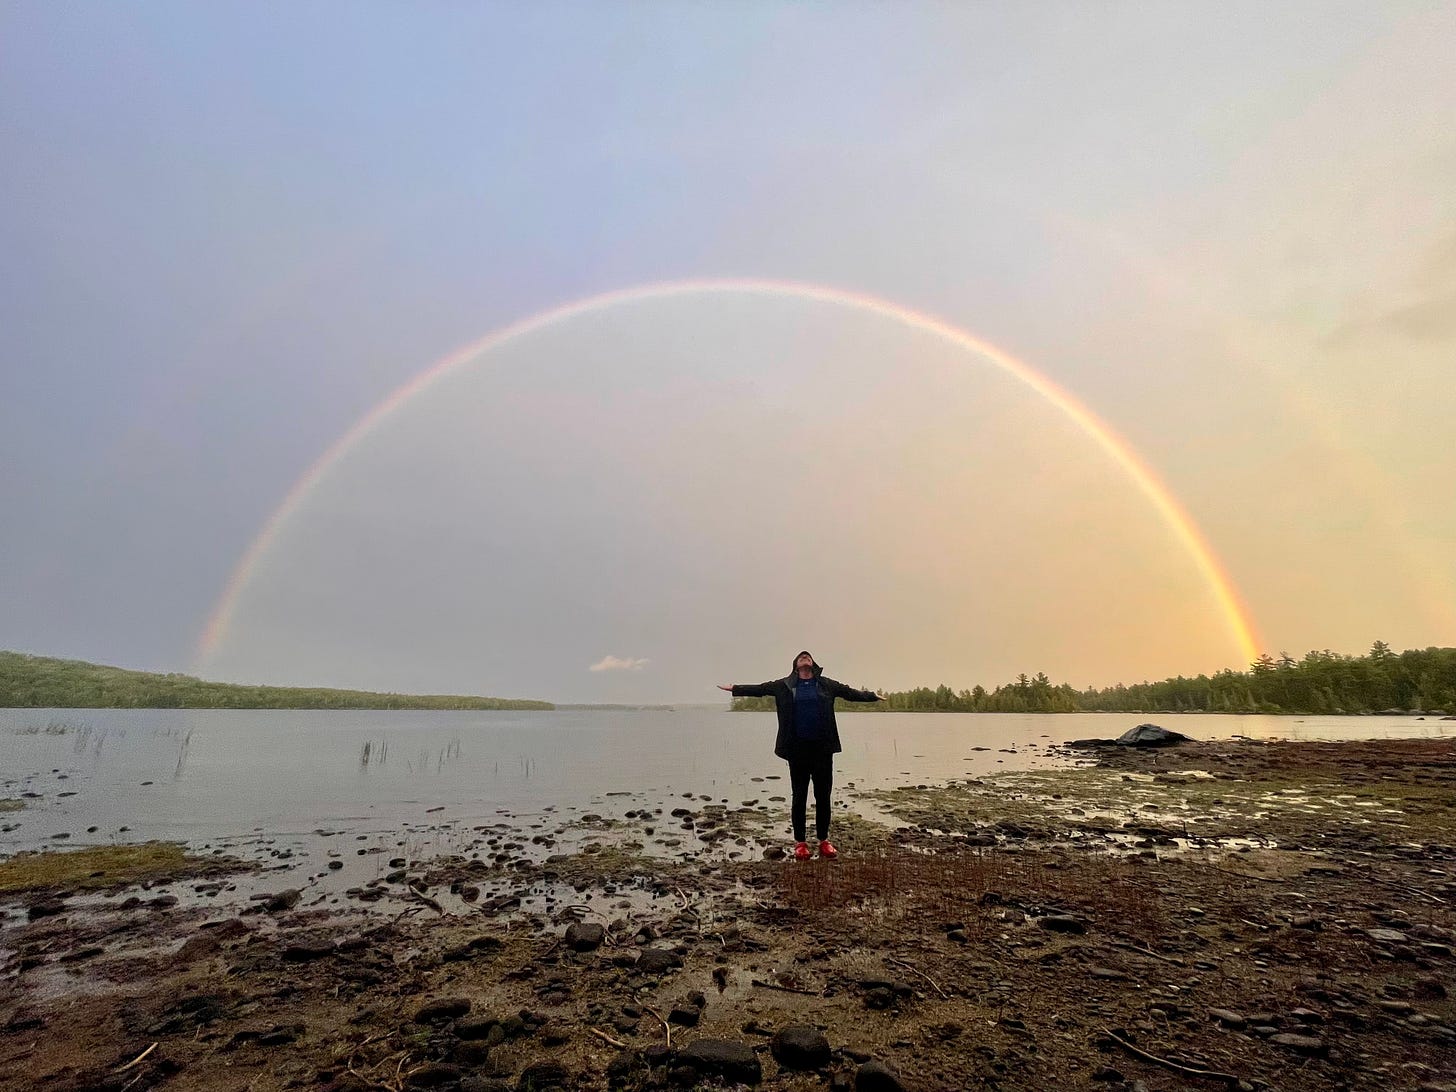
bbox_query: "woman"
[719,650,884,860]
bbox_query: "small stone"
[1037,914,1087,935]
[1367,928,1409,944]
[677,1039,761,1083]
[1209,1008,1246,1029]
[771,1025,831,1069]
[635,948,681,975]
[405,1063,462,1088]
[282,942,335,962]
[1269,1033,1326,1055]
[415,998,471,1023]
[454,1015,497,1040]
[264,888,301,912]
[516,1060,569,1090]
[668,1005,700,1027]
[26,900,66,920]
[856,1059,906,1092]
[864,987,894,1010]
[565,922,605,952]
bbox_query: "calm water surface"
[2,707,1448,852]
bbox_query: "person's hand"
[717,685,734,692]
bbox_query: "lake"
[2,706,1449,846]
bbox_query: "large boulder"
[1115,723,1189,747]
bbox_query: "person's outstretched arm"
[718,681,776,697]
[828,679,885,702]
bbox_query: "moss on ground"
[0,841,233,895]
[0,799,22,813]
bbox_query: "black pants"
[787,742,834,842]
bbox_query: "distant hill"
[0,651,552,710]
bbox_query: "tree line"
[731,643,1456,715]
[0,652,553,710]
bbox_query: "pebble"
[771,1025,831,1069]
[856,1059,906,1091]
[1269,1032,1326,1055]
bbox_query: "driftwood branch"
[751,978,820,996]
[588,1027,628,1049]
[1100,1027,1242,1084]
[886,956,948,999]
[644,1006,672,1050]
[115,1043,158,1072]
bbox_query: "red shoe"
[818,840,838,859]
[793,841,811,861]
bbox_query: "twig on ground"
[886,956,948,999]
[1108,939,1184,965]
[751,978,820,996]
[1100,1027,1242,1084]
[114,1043,157,1073]
[406,887,444,914]
[644,1006,672,1049]
[588,1027,629,1049]
[1209,864,1288,884]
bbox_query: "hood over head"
[791,650,823,677]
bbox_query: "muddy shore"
[1,738,1453,1092]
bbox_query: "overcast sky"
[2,3,1453,703]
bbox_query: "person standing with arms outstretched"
[719,651,884,860]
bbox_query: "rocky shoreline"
[2,737,1454,1091]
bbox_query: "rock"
[516,1060,569,1090]
[677,1038,762,1083]
[1116,723,1190,747]
[257,1023,303,1045]
[1414,976,1447,1001]
[1088,967,1127,981]
[1269,1033,1326,1056]
[1367,928,1409,943]
[406,1063,463,1088]
[282,942,335,962]
[1209,1008,1246,1029]
[264,888,301,912]
[565,922,605,951]
[864,987,895,1010]
[454,1015,497,1040]
[635,948,681,975]
[26,900,66,920]
[668,1006,700,1027]
[415,998,472,1023]
[856,1059,906,1092]
[1036,914,1088,935]
[453,1041,491,1066]
[771,1025,831,1069]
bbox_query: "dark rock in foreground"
[772,1025,831,1069]
[677,1039,762,1084]
[414,997,471,1023]
[564,922,604,951]
[857,1059,907,1092]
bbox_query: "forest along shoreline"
[1,737,1453,1092]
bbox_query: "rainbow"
[195,278,1262,667]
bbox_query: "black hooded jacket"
[730,653,881,759]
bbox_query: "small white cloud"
[589,655,650,673]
